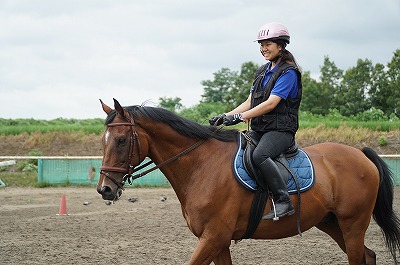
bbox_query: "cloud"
[0,0,399,119]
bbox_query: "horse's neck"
[148,134,200,184]
[147,134,237,205]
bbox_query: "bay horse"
[97,98,400,265]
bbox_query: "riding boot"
[258,157,294,220]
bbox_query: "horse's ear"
[100,99,112,114]
[113,98,126,118]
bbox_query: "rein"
[125,139,205,184]
[124,123,224,183]
[99,117,207,189]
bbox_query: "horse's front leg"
[213,247,232,265]
[188,236,232,265]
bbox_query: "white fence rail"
[0,156,103,160]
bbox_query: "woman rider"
[209,22,302,220]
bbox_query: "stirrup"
[261,198,294,221]
[266,197,280,221]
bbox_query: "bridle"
[99,115,205,190]
[99,116,140,190]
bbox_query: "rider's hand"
[223,113,243,126]
[209,114,226,126]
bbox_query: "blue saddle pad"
[233,136,315,193]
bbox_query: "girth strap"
[242,190,268,239]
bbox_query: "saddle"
[241,130,299,185]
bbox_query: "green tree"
[158,97,183,112]
[320,56,343,113]
[180,102,226,124]
[225,62,259,109]
[369,63,390,116]
[300,71,325,114]
[200,68,237,104]
[194,49,399,121]
[386,49,400,117]
[337,59,373,116]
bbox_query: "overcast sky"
[1,0,399,119]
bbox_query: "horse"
[97,98,400,265]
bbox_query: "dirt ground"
[0,187,398,265]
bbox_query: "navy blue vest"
[250,62,302,134]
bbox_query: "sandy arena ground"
[1,187,398,264]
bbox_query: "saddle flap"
[242,131,261,180]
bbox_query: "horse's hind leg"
[364,246,376,265]
[316,214,376,265]
[316,214,347,253]
[339,215,375,265]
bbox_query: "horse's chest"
[182,206,207,238]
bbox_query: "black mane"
[105,106,238,142]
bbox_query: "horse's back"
[303,142,380,213]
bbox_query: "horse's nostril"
[99,186,112,195]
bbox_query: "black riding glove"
[223,113,243,126]
[209,114,226,126]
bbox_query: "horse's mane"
[105,106,238,142]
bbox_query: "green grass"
[0,124,104,135]
[232,120,400,132]
[0,115,399,136]
[0,172,38,187]
[1,121,397,136]
[299,120,400,131]
[0,118,104,135]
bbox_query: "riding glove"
[209,114,226,126]
[223,113,243,126]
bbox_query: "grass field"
[1,115,399,135]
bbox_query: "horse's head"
[97,98,148,201]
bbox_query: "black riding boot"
[258,158,294,220]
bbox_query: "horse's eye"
[117,137,127,145]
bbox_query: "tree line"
[159,49,400,123]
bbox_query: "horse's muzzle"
[97,186,123,201]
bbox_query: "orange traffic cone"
[56,194,68,215]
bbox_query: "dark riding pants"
[252,131,294,167]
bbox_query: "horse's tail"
[362,147,400,263]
